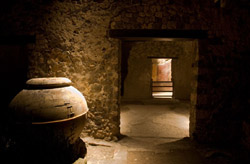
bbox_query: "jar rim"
[26,77,72,88]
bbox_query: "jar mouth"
[26,77,72,89]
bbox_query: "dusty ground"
[75,100,249,164]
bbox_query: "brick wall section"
[1,0,249,147]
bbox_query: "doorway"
[151,58,173,99]
[109,29,205,147]
[119,40,199,140]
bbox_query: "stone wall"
[122,41,197,101]
[0,0,121,141]
[173,41,197,100]
[1,0,249,148]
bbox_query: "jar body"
[8,77,88,162]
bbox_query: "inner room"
[151,58,173,99]
[120,40,198,140]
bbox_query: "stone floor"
[74,100,249,164]
[120,100,190,138]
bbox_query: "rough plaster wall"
[123,43,151,99]
[173,41,197,100]
[123,41,196,101]
[1,0,249,148]
[31,1,120,140]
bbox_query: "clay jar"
[8,77,89,162]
